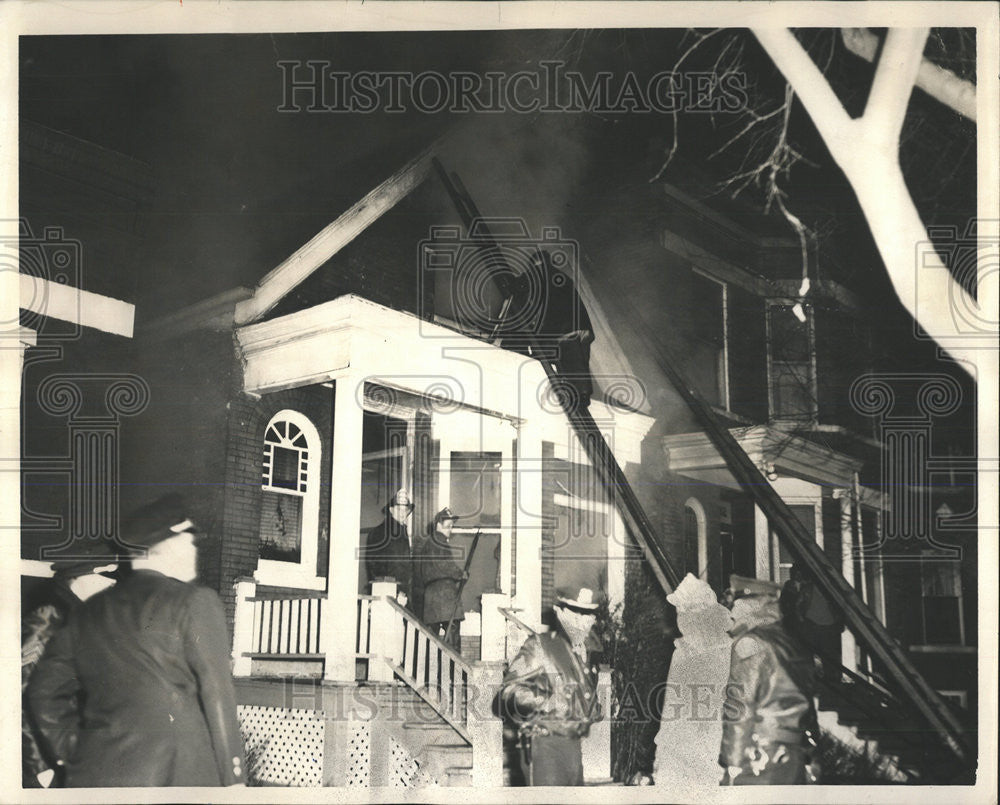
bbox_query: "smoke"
[433,112,595,240]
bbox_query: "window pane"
[361,454,403,531]
[552,504,607,598]
[770,305,810,361]
[923,597,960,644]
[921,561,961,597]
[449,451,502,527]
[691,273,724,347]
[259,491,302,563]
[271,445,302,490]
[773,362,813,418]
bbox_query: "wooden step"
[443,765,472,786]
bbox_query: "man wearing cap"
[414,507,467,647]
[28,494,245,787]
[22,546,118,788]
[498,588,603,785]
[365,488,415,606]
[719,575,819,785]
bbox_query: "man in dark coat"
[501,249,595,411]
[719,575,819,785]
[498,587,603,786]
[414,507,467,647]
[365,487,415,605]
[22,547,118,788]
[28,495,245,787]
[532,249,594,411]
[781,562,845,679]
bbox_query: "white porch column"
[607,508,627,614]
[753,504,770,580]
[581,665,612,782]
[323,373,365,681]
[231,579,257,677]
[480,592,511,662]
[837,489,859,672]
[469,661,505,787]
[368,580,401,683]
[514,421,543,631]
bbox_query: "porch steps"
[815,673,975,783]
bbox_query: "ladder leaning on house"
[432,160,973,780]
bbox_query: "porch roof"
[662,424,865,489]
[235,293,545,419]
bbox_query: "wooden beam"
[235,148,435,326]
[20,274,134,337]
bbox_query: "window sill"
[254,560,327,591]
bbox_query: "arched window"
[683,498,708,580]
[256,410,323,589]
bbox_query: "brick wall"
[120,328,237,594]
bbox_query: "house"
[19,127,976,785]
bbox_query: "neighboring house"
[18,130,975,784]
[18,122,150,587]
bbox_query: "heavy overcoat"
[498,630,601,785]
[414,530,464,625]
[720,619,818,784]
[28,570,245,787]
[365,517,413,599]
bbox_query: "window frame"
[254,409,325,591]
[682,497,709,581]
[918,550,966,647]
[765,299,819,424]
[690,268,730,412]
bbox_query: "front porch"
[225,294,633,786]
[230,577,612,787]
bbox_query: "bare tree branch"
[842,28,977,121]
[650,28,724,182]
[864,28,929,150]
[751,27,992,376]
[751,28,858,165]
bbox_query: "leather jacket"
[720,606,818,775]
[499,631,601,739]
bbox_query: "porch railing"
[232,580,326,675]
[383,596,472,743]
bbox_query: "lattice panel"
[345,722,371,787]
[238,705,324,787]
[389,735,437,788]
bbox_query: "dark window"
[768,304,816,421]
[683,504,700,576]
[920,555,963,645]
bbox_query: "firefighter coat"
[414,530,465,626]
[719,616,818,784]
[499,631,601,739]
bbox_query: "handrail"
[246,591,327,602]
[385,597,469,670]
[498,607,538,637]
[383,597,473,744]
